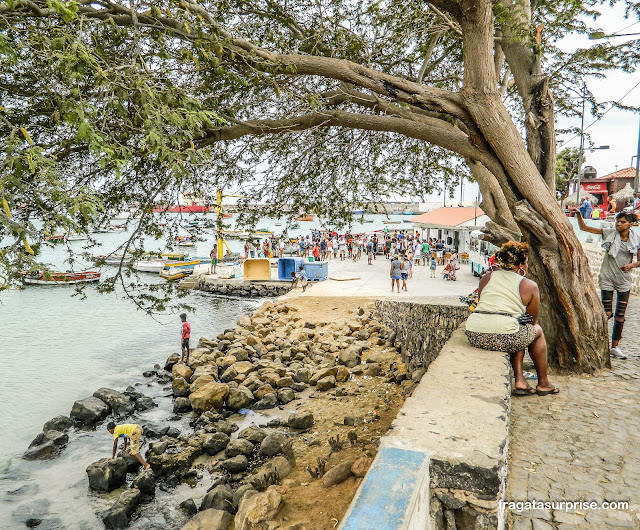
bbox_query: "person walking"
[366,238,374,265]
[400,254,409,291]
[179,313,190,365]
[422,240,430,266]
[390,255,402,292]
[571,207,640,359]
[465,241,558,396]
[579,197,593,219]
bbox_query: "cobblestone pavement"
[507,301,640,529]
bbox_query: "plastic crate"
[303,260,328,281]
[243,258,272,281]
[278,257,304,281]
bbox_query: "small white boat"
[66,233,90,241]
[133,260,167,272]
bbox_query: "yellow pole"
[216,190,224,260]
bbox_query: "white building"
[410,206,489,253]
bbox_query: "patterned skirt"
[465,324,536,354]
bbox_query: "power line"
[558,79,640,148]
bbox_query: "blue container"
[278,257,304,280]
[304,260,328,281]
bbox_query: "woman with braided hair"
[571,208,640,359]
[465,241,558,396]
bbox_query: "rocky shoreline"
[22,297,416,529]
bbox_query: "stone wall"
[198,277,292,298]
[583,242,640,295]
[375,300,469,372]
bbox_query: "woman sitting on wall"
[465,241,558,396]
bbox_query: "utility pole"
[459,177,464,206]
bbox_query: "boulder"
[309,367,338,386]
[234,487,283,530]
[287,412,314,430]
[201,485,234,513]
[173,377,191,397]
[189,382,229,413]
[237,426,268,444]
[180,498,198,517]
[23,441,58,461]
[226,387,255,411]
[173,364,194,381]
[174,397,193,413]
[276,376,294,388]
[293,368,310,383]
[220,366,238,383]
[93,388,135,416]
[338,348,361,368]
[322,461,354,487]
[202,432,231,455]
[233,361,256,376]
[86,457,127,492]
[101,488,142,529]
[260,433,287,457]
[316,376,336,391]
[131,468,156,496]
[253,393,278,410]
[253,384,275,400]
[124,386,144,400]
[165,353,181,372]
[352,457,373,478]
[220,455,250,474]
[336,366,350,382]
[210,420,237,436]
[183,508,234,530]
[225,439,255,458]
[135,396,157,411]
[290,382,308,392]
[42,415,73,433]
[191,375,217,394]
[70,397,110,425]
[277,388,296,405]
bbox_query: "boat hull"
[23,271,101,285]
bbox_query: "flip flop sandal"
[536,386,560,396]
[513,387,536,396]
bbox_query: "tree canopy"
[1,0,639,370]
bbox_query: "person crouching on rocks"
[465,241,558,396]
[107,422,150,470]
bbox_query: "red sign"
[582,183,607,192]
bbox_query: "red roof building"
[578,167,637,211]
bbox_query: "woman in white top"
[466,241,558,396]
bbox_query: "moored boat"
[23,271,101,285]
[294,215,315,222]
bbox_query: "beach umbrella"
[612,183,634,204]
[563,190,595,207]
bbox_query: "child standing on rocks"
[180,313,191,365]
[107,422,150,470]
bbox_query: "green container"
[308,257,314,262]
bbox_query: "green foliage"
[0,0,638,303]
[556,147,581,199]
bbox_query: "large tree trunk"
[459,0,609,371]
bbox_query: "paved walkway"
[507,301,640,529]
[283,254,479,301]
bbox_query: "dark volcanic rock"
[131,468,156,496]
[202,432,230,455]
[86,457,127,492]
[180,498,198,516]
[322,461,354,487]
[173,397,192,413]
[93,388,135,416]
[237,426,268,444]
[224,439,254,458]
[135,396,157,411]
[220,455,249,474]
[42,415,73,433]
[70,397,110,425]
[200,484,234,513]
[164,353,180,372]
[23,441,57,461]
[260,433,287,457]
[101,488,142,529]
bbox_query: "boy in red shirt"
[180,313,191,364]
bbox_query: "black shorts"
[181,338,190,349]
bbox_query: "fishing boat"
[23,271,101,285]
[176,235,196,247]
[289,224,300,230]
[66,233,89,241]
[363,219,374,223]
[294,215,315,222]
[44,234,66,242]
[153,194,211,213]
[353,210,366,215]
[382,220,398,224]
[158,258,201,280]
[133,260,168,273]
[159,267,194,280]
